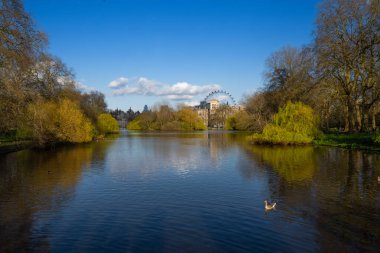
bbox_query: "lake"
[0,131,379,252]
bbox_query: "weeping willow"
[250,101,320,144]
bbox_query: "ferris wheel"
[203,90,237,106]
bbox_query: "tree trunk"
[345,105,349,132]
[372,107,377,131]
[347,102,356,133]
[355,103,362,132]
[361,104,372,132]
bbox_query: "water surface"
[1,131,379,252]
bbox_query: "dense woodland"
[0,0,118,145]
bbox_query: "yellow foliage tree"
[28,99,94,145]
[177,107,206,130]
[97,113,119,134]
[127,107,206,131]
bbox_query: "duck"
[264,200,276,211]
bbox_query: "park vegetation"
[127,105,206,131]
[1,0,379,149]
[228,0,380,146]
[0,0,118,146]
[97,113,120,135]
[250,102,320,144]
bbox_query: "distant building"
[193,99,244,128]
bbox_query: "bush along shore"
[0,111,120,155]
[313,133,380,152]
[247,102,380,152]
[0,1,120,152]
[249,102,320,145]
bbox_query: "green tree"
[127,116,142,130]
[251,101,320,144]
[375,132,380,144]
[97,113,119,134]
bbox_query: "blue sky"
[24,0,319,111]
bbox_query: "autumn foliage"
[27,99,93,146]
[97,113,120,134]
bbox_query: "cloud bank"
[108,77,129,89]
[108,77,221,101]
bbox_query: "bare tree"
[316,0,380,132]
[264,46,317,110]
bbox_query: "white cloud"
[108,77,129,89]
[75,81,97,92]
[109,77,221,101]
[183,100,201,107]
[166,94,194,100]
[56,76,97,92]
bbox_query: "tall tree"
[264,46,316,110]
[0,0,46,132]
[80,91,107,123]
[316,0,380,132]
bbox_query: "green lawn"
[314,133,380,151]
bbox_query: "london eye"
[203,90,237,106]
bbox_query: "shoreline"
[313,133,380,152]
[2,132,380,155]
[0,141,34,155]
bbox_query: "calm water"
[1,131,379,252]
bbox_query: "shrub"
[225,116,237,130]
[375,131,380,144]
[28,99,94,145]
[226,110,268,132]
[161,121,181,131]
[251,101,320,144]
[127,117,142,130]
[97,113,119,134]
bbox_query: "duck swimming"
[264,200,276,211]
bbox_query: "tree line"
[230,0,380,135]
[127,104,206,131]
[0,0,118,145]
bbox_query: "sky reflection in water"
[0,131,379,252]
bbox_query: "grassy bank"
[313,133,380,151]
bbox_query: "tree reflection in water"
[249,145,317,183]
[0,132,379,252]
[244,144,380,252]
[0,141,114,252]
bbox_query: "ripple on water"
[0,132,379,252]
